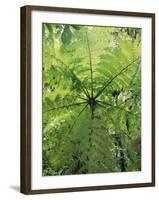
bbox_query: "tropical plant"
[42,24,141,176]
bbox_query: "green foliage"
[42,23,141,176]
[61,25,72,45]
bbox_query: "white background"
[0,0,158,199]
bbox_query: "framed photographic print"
[20,5,155,194]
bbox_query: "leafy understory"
[42,23,141,176]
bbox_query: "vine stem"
[86,31,93,98]
[68,103,88,134]
[43,101,87,113]
[94,58,140,99]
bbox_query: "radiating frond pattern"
[42,24,141,176]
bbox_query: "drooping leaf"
[61,25,72,45]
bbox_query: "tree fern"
[42,24,141,175]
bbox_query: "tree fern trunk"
[114,132,127,172]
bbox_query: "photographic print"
[20,6,155,194]
[42,24,141,176]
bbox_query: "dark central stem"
[88,97,97,119]
[88,97,96,107]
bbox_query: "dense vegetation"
[42,23,141,176]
